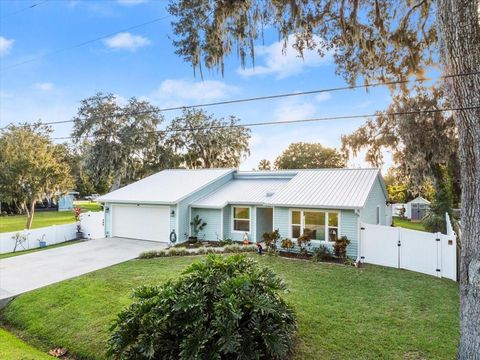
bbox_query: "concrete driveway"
[0,237,167,302]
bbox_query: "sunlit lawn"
[0,201,102,233]
[1,255,459,360]
[393,216,428,232]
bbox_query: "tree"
[341,86,459,230]
[72,93,172,191]
[167,1,480,355]
[257,159,272,170]
[0,124,73,229]
[167,108,250,168]
[274,142,345,169]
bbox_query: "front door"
[256,207,273,242]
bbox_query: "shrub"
[168,247,189,256]
[190,214,207,239]
[296,233,311,257]
[311,245,333,262]
[73,207,82,221]
[333,236,350,259]
[280,238,294,251]
[108,255,297,359]
[262,229,280,250]
[223,244,256,253]
[138,250,158,259]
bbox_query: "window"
[304,211,325,240]
[291,210,339,242]
[233,207,250,232]
[328,212,339,242]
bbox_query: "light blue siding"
[341,210,358,258]
[360,177,387,225]
[191,208,222,241]
[223,205,255,242]
[274,207,289,236]
[176,173,233,243]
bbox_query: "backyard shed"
[98,168,388,258]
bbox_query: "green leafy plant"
[108,255,297,359]
[262,229,280,250]
[280,238,294,251]
[333,236,351,259]
[311,245,333,262]
[190,214,207,239]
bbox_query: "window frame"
[289,209,341,243]
[232,206,251,233]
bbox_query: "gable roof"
[267,168,384,209]
[97,169,233,204]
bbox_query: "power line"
[0,14,171,70]
[0,0,48,20]
[49,105,480,141]
[2,70,478,130]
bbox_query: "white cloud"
[117,0,147,5]
[0,36,14,56]
[237,36,332,79]
[33,82,54,91]
[273,98,317,122]
[103,32,151,51]
[315,92,331,102]
[153,79,239,105]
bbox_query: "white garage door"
[112,205,170,242]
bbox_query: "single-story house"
[97,168,388,258]
[392,196,431,220]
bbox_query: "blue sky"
[0,0,394,171]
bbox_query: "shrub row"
[138,244,257,259]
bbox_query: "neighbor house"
[97,168,388,258]
[392,196,431,220]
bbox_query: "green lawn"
[0,240,84,260]
[0,255,459,360]
[0,328,52,360]
[0,201,102,233]
[393,216,428,232]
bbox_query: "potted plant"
[189,215,207,243]
[38,234,47,248]
[76,224,84,240]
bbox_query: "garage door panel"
[112,205,169,242]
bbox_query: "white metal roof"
[191,179,290,208]
[266,168,384,209]
[97,169,233,204]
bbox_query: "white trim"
[188,205,192,237]
[231,205,252,233]
[176,204,180,239]
[220,207,224,239]
[288,208,341,244]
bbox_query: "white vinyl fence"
[0,211,104,254]
[360,213,457,281]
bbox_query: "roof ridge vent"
[266,191,275,197]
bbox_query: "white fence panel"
[0,223,77,254]
[0,211,105,254]
[399,229,439,277]
[361,222,457,281]
[362,224,399,268]
[79,211,104,239]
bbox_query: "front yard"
[0,255,459,359]
[0,201,102,233]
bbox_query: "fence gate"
[360,220,457,281]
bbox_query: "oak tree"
[274,142,345,169]
[167,1,480,356]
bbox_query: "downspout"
[354,208,362,266]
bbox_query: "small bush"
[138,250,159,259]
[262,229,280,250]
[296,233,311,257]
[167,247,188,256]
[311,245,333,262]
[333,236,350,259]
[108,255,297,359]
[280,238,294,251]
[223,244,256,253]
